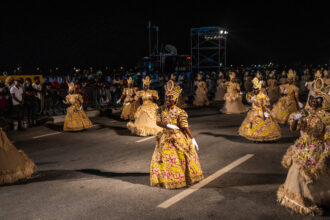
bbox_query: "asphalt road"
[1,104,329,220]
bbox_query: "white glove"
[239,91,243,95]
[298,102,304,109]
[294,113,302,120]
[283,90,288,95]
[191,138,199,151]
[116,99,121,104]
[166,124,180,130]
[328,90,330,95]
[79,106,83,110]
[250,97,256,103]
[305,82,308,87]
[264,112,270,118]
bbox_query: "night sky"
[1,1,329,72]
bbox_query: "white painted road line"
[32,132,62,139]
[157,154,254,209]
[136,136,155,143]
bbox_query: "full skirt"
[63,107,93,131]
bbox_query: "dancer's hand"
[239,91,243,95]
[294,113,302,120]
[305,82,308,87]
[166,124,180,130]
[191,138,199,151]
[283,90,288,95]
[116,99,121,104]
[264,112,270,118]
[250,97,256,103]
[298,102,304,109]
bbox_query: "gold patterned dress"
[63,94,93,131]
[127,90,162,136]
[267,78,279,104]
[0,128,35,185]
[214,78,226,101]
[277,109,330,215]
[193,80,209,106]
[271,83,299,124]
[120,87,140,120]
[150,106,204,189]
[239,92,281,141]
[221,81,248,114]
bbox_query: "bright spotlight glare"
[220,30,224,34]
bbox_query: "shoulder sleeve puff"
[178,109,189,128]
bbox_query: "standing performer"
[214,72,227,101]
[255,71,267,94]
[193,74,209,106]
[239,78,281,142]
[277,78,330,215]
[127,76,162,136]
[117,77,139,121]
[221,72,248,114]
[279,71,288,85]
[267,71,279,104]
[150,80,204,189]
[63,82,93,131]
[0,128,35,185]
[271,70,302,124]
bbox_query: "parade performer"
[271,70,302,124]
[239,78,281,142]
[267,71,279,104]
[63,82,93,131]
[279,71,288,85]
[277,78,330,215]
[214,72,227,101]
[193,74,209,106]
[0,128,35,185]
[255,71,267,94]
[150,80,204,189]
[127,76,162,136]
[117,77,139,120]
[221,72,248,114]
[171,74,187,108]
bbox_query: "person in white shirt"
[10,80,24,130]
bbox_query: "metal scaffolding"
[190,26,228,73]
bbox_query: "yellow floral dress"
[120,87,140,120]
[277,109,330,215]
[267,79,279,104]
[239,92,281,141]
[150,106,204,189]
[271,84,299,124]
[221,81,248,114]
[63,94,93,131]
[127,90,162,136]
[0,128,35,185]
[193,80,209,106]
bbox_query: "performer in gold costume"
[127,76,162,136]
[221,72,248,114]
[277,78,330,215]
[214,72,226,101]
[279,71,288,85]
[239,78,281,142]
[255,71,267,94]
[63,82,93,131]
[117,77,139,120]
[0,128,35,185]
[271,70,302,124]
[267,71,279,104]
[193,74,209,106]
[150,80,204,189]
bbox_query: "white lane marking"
[32,132,62,139]
[136,136,155,143]
[157,154,254,209]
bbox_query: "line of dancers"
[1,70,329,216]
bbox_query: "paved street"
[1,105,329,220]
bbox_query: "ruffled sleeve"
[178,109,189,128]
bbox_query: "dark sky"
[1,1,329,72]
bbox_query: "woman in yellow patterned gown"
[193,74,209,106]
[0,128,35,185]
[150,80,204,189]
[221,72,248,114]
[271,70,302,124]
[277,78,330,215]
[63,82,93,131]
[117,77,139,120]
[127,76,162,136]
[239,78,281,142]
